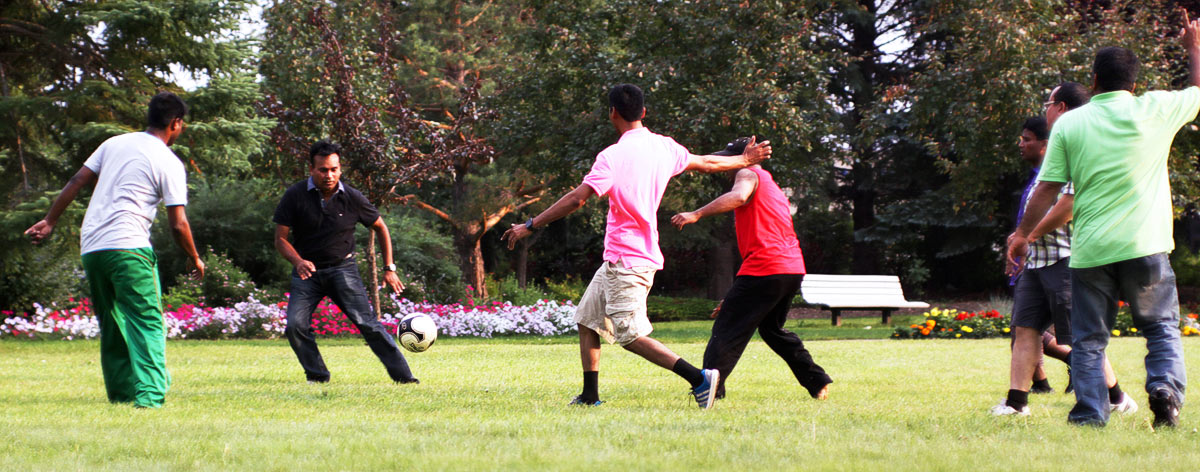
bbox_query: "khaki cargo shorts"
[574,262,656,346]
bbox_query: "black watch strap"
[525,218,535,230]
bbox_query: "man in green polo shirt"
[1008,16,1200,428]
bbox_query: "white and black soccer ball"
[397,313,437,352]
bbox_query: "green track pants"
[81,248,171,408]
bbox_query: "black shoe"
[396,378,420,385]
[1031,384,1054,394]
[568,395,603,406]
[1149,387,1181,428]
[1064,369,1074,394]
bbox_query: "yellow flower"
[1130,327,1138,333]
[1003,327,1010,333]
[961,326,974,333]
[1112,329,1121,336]
[955,334,962,338]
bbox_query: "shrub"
[164,248,256,308]
[151,176,292,292]
[378,212,465,303]
[0,192,88,312]
[646,296,719,322]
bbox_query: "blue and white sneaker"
[692,369,720,409]
[568,395,603,407]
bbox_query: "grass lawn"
[2,323,1199,471]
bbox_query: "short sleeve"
[160,159,188,206]
[1158,86,1200,129]
[666,137,690,176]
[273,188,296,227]
[83,140,107,174]
[353,189,380,226]
[1039,125,1070,183]
[581,152,614,197]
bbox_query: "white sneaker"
[1110,393,1138,414]
[990,399,1030,416]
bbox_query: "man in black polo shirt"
[273,140,417,384]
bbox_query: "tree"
[493,0,837,297]
[259,0,541,303]
[0,0,271,310]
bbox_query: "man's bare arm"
[24,166,98,244]
[1027,194,1073,241]
[684,136,772,173]
[275,224,315,280]
[671,169,760,230]
[502,184,596,250]
[166,205,205,279]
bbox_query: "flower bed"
[892,305,1200,339]
[892,307,1009,339]
[0,294,577,340]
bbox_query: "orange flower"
[920,328,931,336]
[1118,300,1126,308]
[911,324,921,329]
[1188,313,1198,320]
[925,319,936,328]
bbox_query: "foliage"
[0,191,87,311]
[152,176,292,291]
[0,0,271,195]
[164,247,257,308]
[494,0,837,295]
[892,307,1009,339]
[646,296,720,322]
[363,211,465,304]
[258,0,539,300]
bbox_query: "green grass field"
[2,321,1199,471]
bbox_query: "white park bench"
[799,274,929,326]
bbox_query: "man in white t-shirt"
[502,84,770,409]
[26,92,205,409]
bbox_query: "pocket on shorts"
[603,265,654,316]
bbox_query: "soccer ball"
[397,313,437,352]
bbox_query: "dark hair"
[608,84,644,122]
[309,140,342,166]
[1022,116,1049,141]
[146,92,188,129]
[1092,47,1139,92]
[1052,82,1090,110]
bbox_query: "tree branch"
[399,194,455,224]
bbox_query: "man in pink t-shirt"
[502,84,771,409]
[673,137,831,403]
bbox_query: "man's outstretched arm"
[671,169,760,230]
[502,184,596,249]
[166,205,205,279]
[24,166,98,244]
[1183,10,1200,88]
[684,136,772,173]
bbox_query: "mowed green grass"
[2,325,1199,471]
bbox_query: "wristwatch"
[525,218,535,230]
[384,263,397,272]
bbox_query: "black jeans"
[285,261,415,382]
[703,274,831,398]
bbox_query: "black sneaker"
[568,395,603,407]
[1149,387,1181,428]
[1031,384,1054,394]
[1064,368,1074,394]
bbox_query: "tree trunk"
[851,160,879,274]
[454,228,487,300]
[515,230,541,289]
[367,231,382,318]
[0,63,28,190]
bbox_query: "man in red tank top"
[672,137,832,402]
